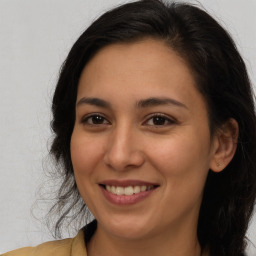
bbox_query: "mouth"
[99,180,159,205]
[101,184,157,196]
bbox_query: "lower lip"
[100,186,156,205]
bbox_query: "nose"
[103,125,145,171]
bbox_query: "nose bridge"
[104,121,144,171]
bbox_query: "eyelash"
[143,113,176,127]
[81,113,110,126]
[81,113,176,127]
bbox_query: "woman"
[3,0,256,255]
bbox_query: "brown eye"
[82,114,110,125]
[152,116,167,125]
[145,114,175,126]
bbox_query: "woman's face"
[71,39,218,240]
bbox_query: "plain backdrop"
[0,0,256,254]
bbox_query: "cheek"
[147,130,211,181]
[70,131,107,208]
[148,131,211,213]
[70,132,104,177]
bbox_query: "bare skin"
[71,38,237,256]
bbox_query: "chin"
[99,216,154,240]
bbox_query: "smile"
[99,180,159,205]
[105,185,155,196]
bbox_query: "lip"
[99,179,158,187]
[99,180,159,206]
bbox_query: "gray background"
[0,0,255,254]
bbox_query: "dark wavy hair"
[48,0,256,255]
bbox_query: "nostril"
[103,150,145,172]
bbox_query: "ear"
[210,118,239,173]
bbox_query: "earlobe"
[210,118,239,173]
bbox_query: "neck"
[87,222,202,256]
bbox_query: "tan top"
[1,230,87,256]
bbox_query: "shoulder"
[1,230,86,256]
[1,239,72,256]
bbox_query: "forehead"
[78,39,197,97]
[77,38,209,128]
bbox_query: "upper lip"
[99,179,159,187]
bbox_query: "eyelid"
[79,112,176,127]
[81,113,111,125]
[142,113,176,126]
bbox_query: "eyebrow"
[76,97,188,110]
[136,97,188,109]
[77,97,111,108]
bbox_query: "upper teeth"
[105,185,154,195]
